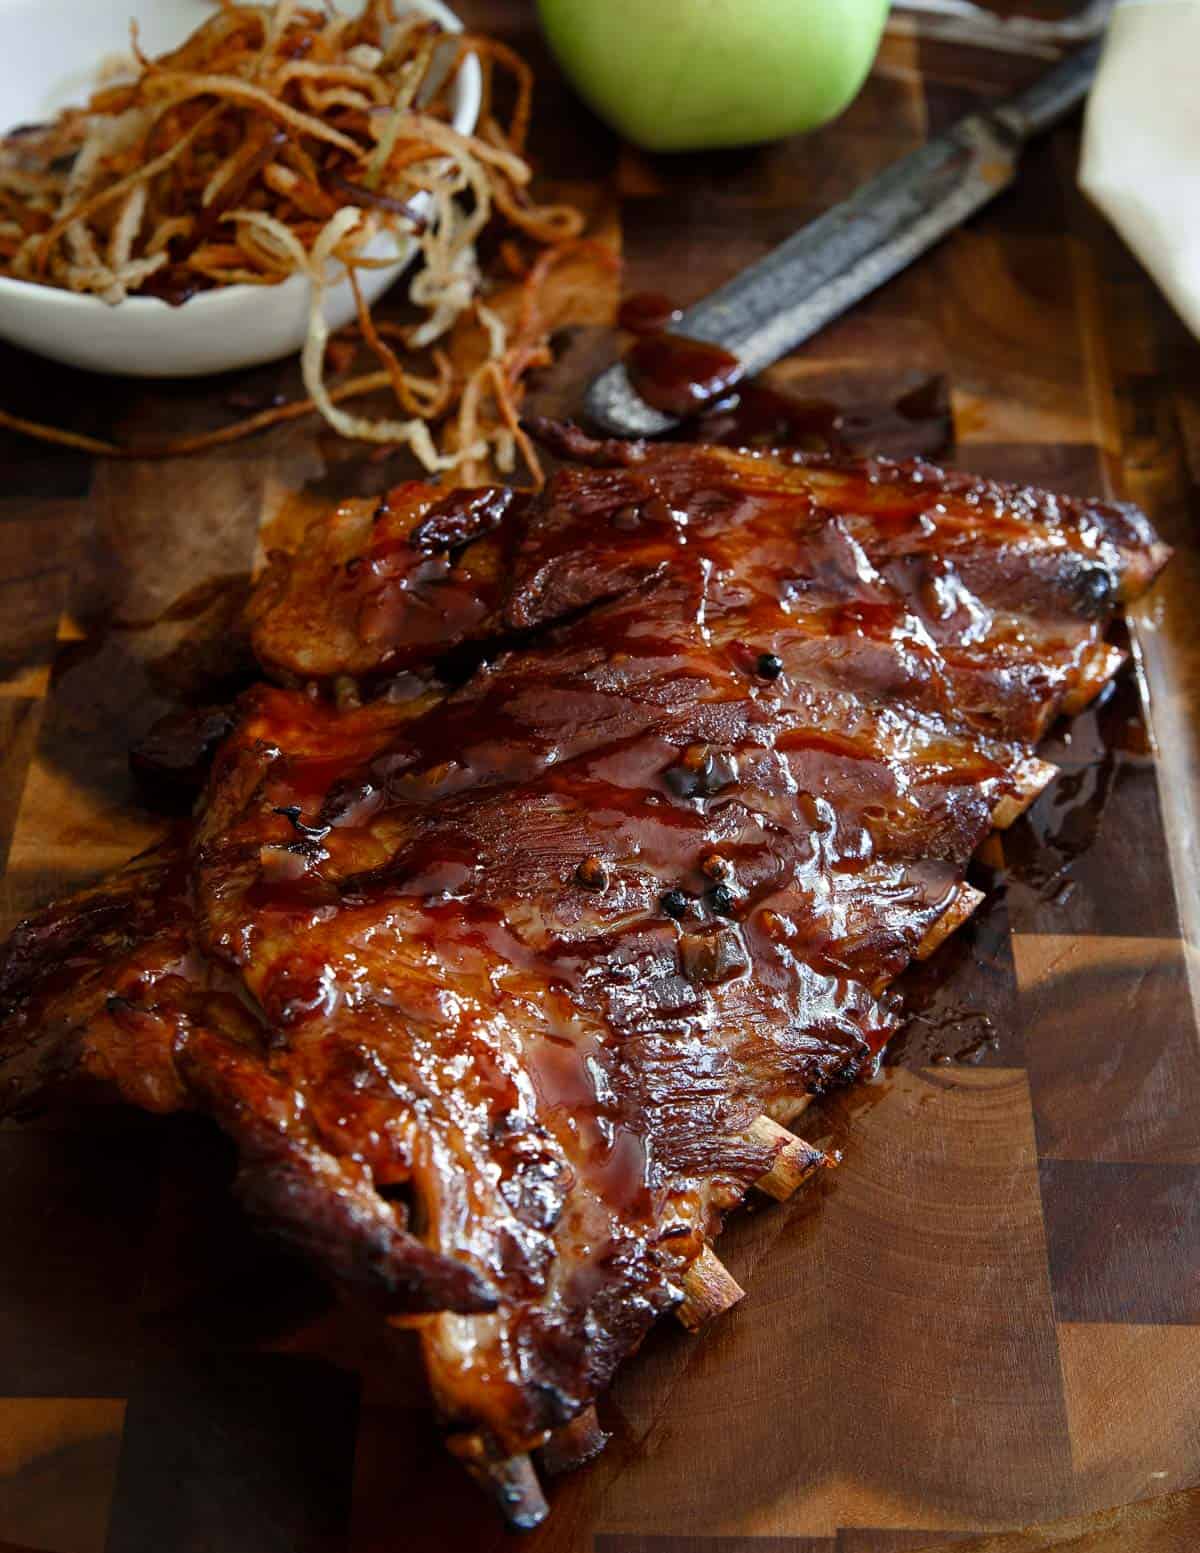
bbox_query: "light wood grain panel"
[597,1069,1071,1540]
[1058,1325,1200,1506]
[909,1486,1200,1552]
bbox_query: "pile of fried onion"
[0,0,609,479]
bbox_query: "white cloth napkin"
[1080,0,1200,339]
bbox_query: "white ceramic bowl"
[0,0,481,376]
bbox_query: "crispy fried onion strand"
[0,1,591,478]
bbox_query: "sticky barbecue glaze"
[0,425,1169,1512]
[626,332,746,416]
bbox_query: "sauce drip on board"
[616,296,951,459]
[626,332,746,417]
[887,628,1154,1073]
[691,375,953,461]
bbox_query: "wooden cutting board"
[2,4,1200,1551]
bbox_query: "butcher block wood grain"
[2,3,1200,1550]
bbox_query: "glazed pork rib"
[0,426,1168,1527]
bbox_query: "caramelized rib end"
[915,884,985,962]
[991,757,1059,830]
[536,1405,610,1477]
[676,1244,746,1332]
[1062,642,1126,716]
[748,1114,829,1201]
[446,1435,549,1532]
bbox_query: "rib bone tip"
[991,757,1059,830]
[677,1243,746,1332]
[536,1405,610,1477]
[915,883,985,961]
[447,1435,549,1531]
[747,1114,828,1201]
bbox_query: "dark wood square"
[1019,935,1200,1164]
[1041,1160,1200,1324]
[105,1355,358,1553]
[0,1127,161,1395]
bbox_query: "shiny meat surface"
[246,481,525,687]
[0,427,1169,1521]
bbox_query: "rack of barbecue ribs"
[0,422,1170,1529]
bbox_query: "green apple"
[536,0,890,153]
